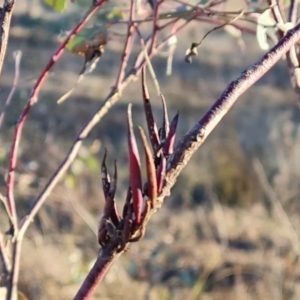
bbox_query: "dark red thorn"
[122,187,132,219]
[127,104,143,225]
[98,216,107,246]
[101,148,110,199]
[120,203,133,251]
[109,160,120,226]
[163,112,179,156]
[141,67,160,152]
[160,93,169,141]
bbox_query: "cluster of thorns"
[98,68,179,252]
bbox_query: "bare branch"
[0,233,11,275]
[0,50,22,129]
[0,0,15,76]
[159,23,300,204]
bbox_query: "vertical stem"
[288,0,299,23]
[6,238,22,300]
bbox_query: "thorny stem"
[6,15,192,300]
[18,5,190,237]
[75,14,300,300]
[4,1,300,299]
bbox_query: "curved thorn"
[98,216,107,246]
[142,67,160,152]
[160,93,169,141]
[138,126,157,208]
[101,148,110,199]
[109,160,120,226]
[127,104,143,225]
[163,112,179,156]
[122,187,132,219]
[121,204,133,251]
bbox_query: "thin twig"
[253,158,300,254]
[6,236,22,300]
[0,233,11,275]
[288,0,299,24]
[0,50,22,129]
[114,0,135,89]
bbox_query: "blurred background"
[1,0,300,299]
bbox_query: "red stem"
[115,0,135,88]
[73,249,120,300]
[6,0,108,230]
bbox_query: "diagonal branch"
[73,246,121,300]
[0,50,22,129]
[159,23,300,203]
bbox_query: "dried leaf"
[57,29,107,57]
[256,9,277,50]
